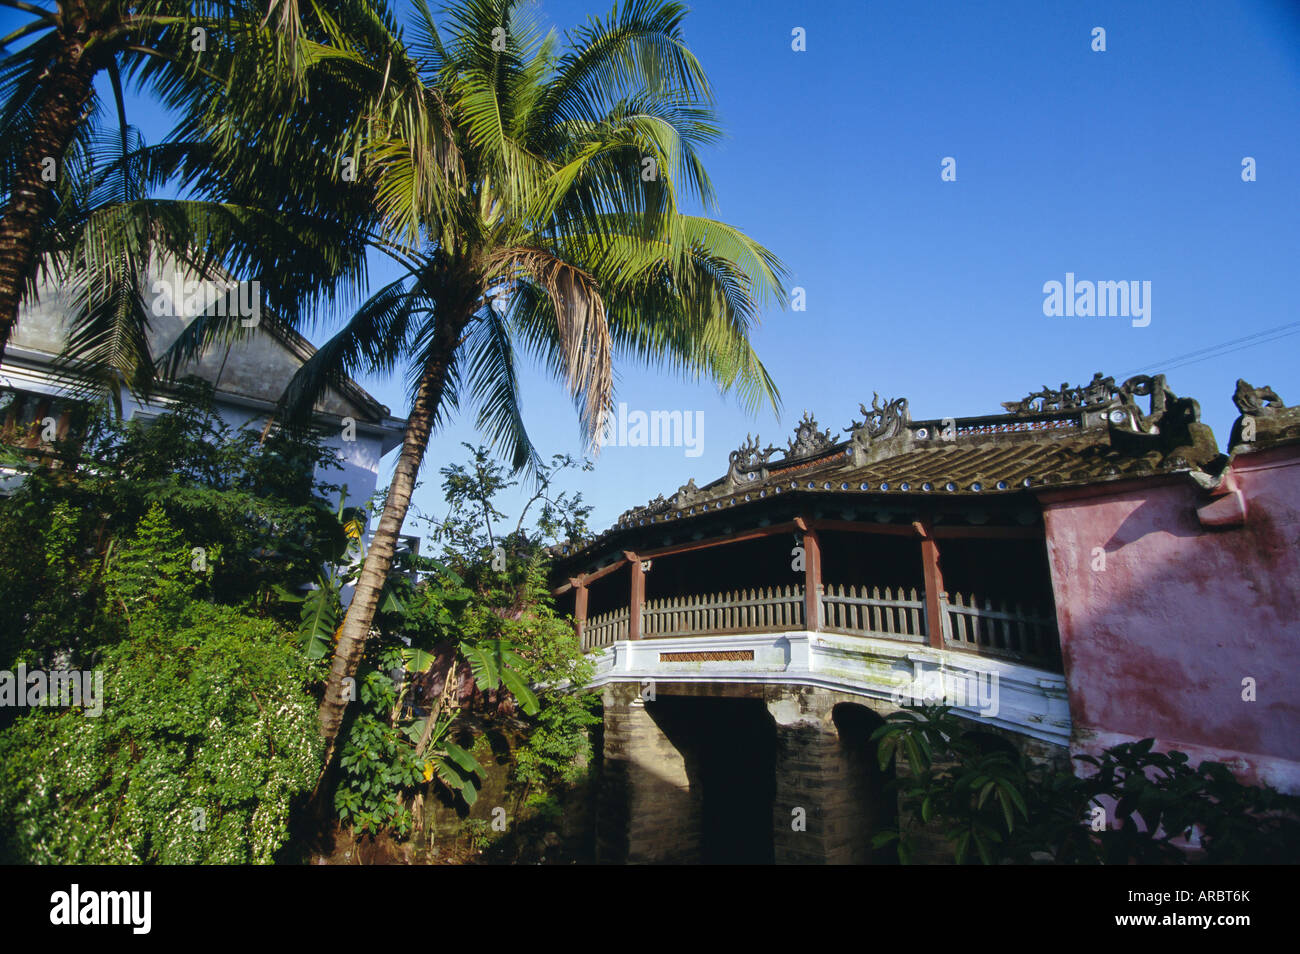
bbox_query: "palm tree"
[4,0,451,400]
[256,0,789,767]
[1,0,205,361]
[0,0,421,367]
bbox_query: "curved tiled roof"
[553,372,1232,566]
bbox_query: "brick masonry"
[594,681,1068,864]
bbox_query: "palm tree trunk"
[0,16,99,363]
[316,309,469,777]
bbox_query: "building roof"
[554,372,1252,567]
[5,259,405,443]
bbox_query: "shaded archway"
[832,702,898,864]
[646,695,777,864]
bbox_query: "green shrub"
[0,597,320,864]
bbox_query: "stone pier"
[594,682,918,864]
[594,682,703,864]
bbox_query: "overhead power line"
[1120,321,1300,378]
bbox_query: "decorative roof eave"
[558,372,1225,569]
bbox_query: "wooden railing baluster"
[576,580,1060,672]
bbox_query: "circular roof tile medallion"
[759,489,767,498]
[880,482,890,491]
[945,482,957,492]
[1022,477,1033,488]
[841,482,850,490]
[747,472,757,481]
[790,481,799,489]
[915,427,929,439]
[996,480,1008,490]
[970,482,983,492]
[860,482,870,490]
[808,481,817,489]
[900,482,911,491]
[824,481,833,490]
[688,507,695,515]
[743,494,750,502]
[921,482,932,492]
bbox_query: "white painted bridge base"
[587,631,1072,746]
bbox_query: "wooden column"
[571,577,588,647]
[798,519,822,632]
[916,521,947,650]
[625,551,644,641]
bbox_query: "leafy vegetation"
[0,386,339,861]
[0,385,600,862]
[329,445,598,844]
[872,706,1300,864]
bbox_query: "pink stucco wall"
[1040,445,1300,793]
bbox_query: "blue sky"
[404,0,1299,537]
[10,0,1299,540]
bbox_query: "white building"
[1,263,408,542]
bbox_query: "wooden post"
[571,577,588,647]
[917,522,947,650]
[625,551,644,641]
[802,524,822,632]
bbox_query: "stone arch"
[647,693,777,864]
[830,702,899,864]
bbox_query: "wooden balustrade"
[583,606,630,651]
[820,583,927,642]
[577,584,1060,670]
[641,585,806,638]
[941,591,1059,667]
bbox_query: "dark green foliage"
[330,445,598,839]
[0,379,343,671]
[0,387,339,862]
[0,506,321,863]
[872,707,1300,864]
[423,446,599,793]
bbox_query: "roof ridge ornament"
[672,477,701,508]
[848,393,910,441]
[617,493,668,526]
[726,434,778,489]
[1232,379,1285,416]
[1109,373,1200,436]
[786,410,835,458]
[846,393,910,465]
[1002,372,1117,416]
[1229,379,1297,452]
[1106,374,1216,465]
